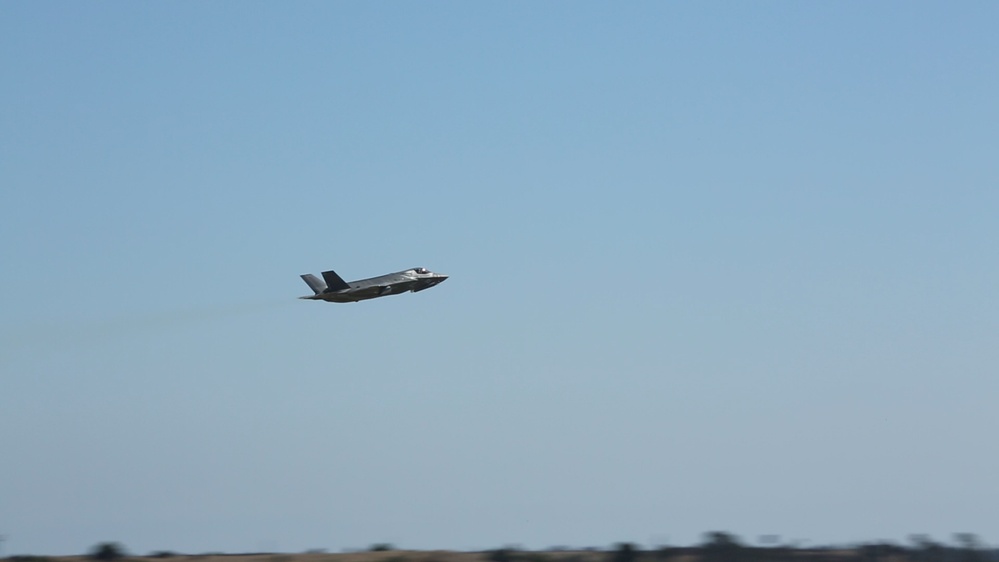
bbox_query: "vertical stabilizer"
[301,274,327,294]
[321,270,350,291]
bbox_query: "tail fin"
[300,274,327,294]
[321,270,350,291]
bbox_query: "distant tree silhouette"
[520,552,550,562]
[909,535,948,562]
[489,548,517,562]
[487,546,551,562]
[700,532,748,562]
[90,543,126,561]
[653,546,681,562]
[953,534,987,562]
[609,543,640,562]
[369,544,395,552]
[857,542,907,562]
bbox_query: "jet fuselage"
[299,267,447,303]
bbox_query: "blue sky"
[2,1,998,555]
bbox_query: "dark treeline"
[5,533,998,562]
[493,532,997,562]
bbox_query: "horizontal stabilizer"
[321,269,350,292]
[300,274,327,295]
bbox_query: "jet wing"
[347,285,388,299]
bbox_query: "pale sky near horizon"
[2,1,998,556]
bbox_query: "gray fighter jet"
[299,267,448,303]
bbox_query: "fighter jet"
[299,267,448,303]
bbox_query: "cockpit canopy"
[413,267,430,274]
